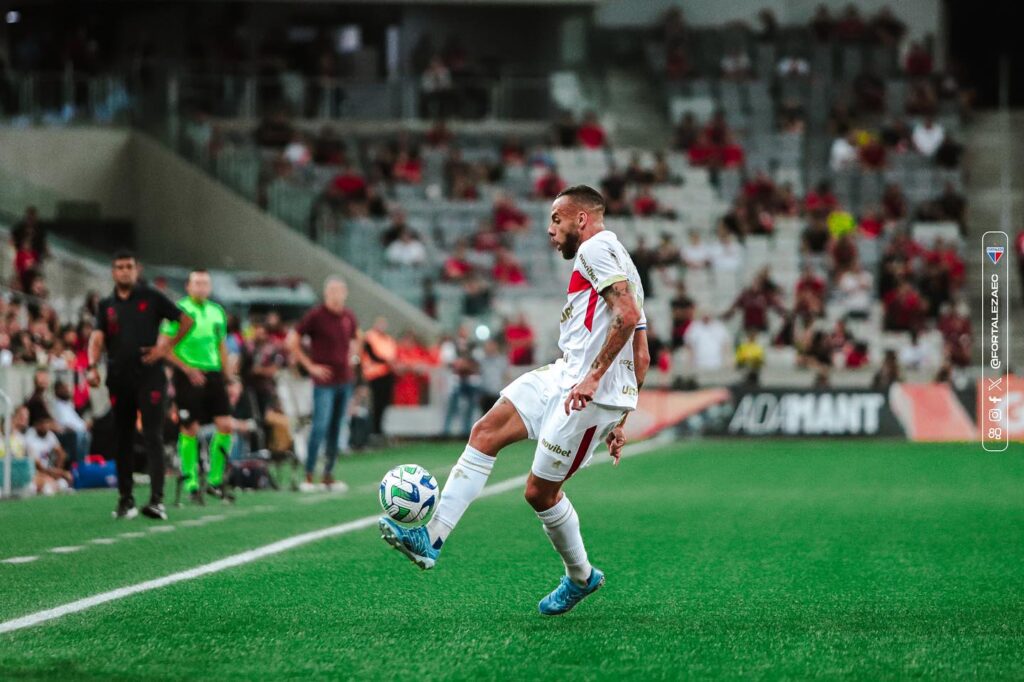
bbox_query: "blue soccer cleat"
[379,517,439,570]
[538,568,605,616]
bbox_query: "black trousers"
[368,375,395,436]
[109,378,167,504]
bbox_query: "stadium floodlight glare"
[5,11,20,24]
[475,325,490,341]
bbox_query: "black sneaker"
[206,485,236,504]
[141,502,168,521]
[112,498,138,520]
[189,490,206,506]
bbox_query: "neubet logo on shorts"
[541,439,571,457]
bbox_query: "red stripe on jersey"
[566,426,598,480]
[567,270,592,294]
[584,288,599,331]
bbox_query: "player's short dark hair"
[188,268,210,281]
[112,249,136,263]
[556,185,606,212]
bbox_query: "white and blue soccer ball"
[379,464,438,524]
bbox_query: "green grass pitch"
[0,439,1022,680]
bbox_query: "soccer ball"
[379,464,439,524]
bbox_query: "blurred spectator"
[421,56,453,118]
[534,166,566,199]
[795,266,826,319]
[601,165,630,216]
[283,133,312,168]
[881,184,908,221]
[25,413,72,494]
[24,369,53,427]
[477,339,508,414]
[461,273,493,317]
[898,330,928,371]
[938,302,972,367]
[830,129,858,171]
[493,193,530,232]
[872,350,902,391]
[721,48,752,80]
[392,332,435,406]
[883,279,927,332]
[710,228,743,274]
[669,283,695,349]
[52,380,89,464]
[503,313,535,367]
[673,112,699,152]
[904,41,933,77]
[553,111,578,148]
[845,340,870,369]
[576,112,607,149]
[392,149,423,184]
[362,317,397,439]
[385,228,428,267]
[735,329,765,373]
[934,136,963,169]
[871,6,906,45]
[912,116,945,157]
[327,163,368,204]
[836,262,874,319]
[426,119,454,148]
[834,4,866,42]
[853,70,886,113]
[804,181,839,217]
[724,270,784,333]
[442,240,474,282]
[858,207,885,238]
[681,230,711,271]
[11,206,46,292]
[440,326,480,437]
[810,5,834,42]
[684,311,732,371]
[492,248,527,287]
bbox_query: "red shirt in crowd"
[633,195,659,216]
[859,215,884,238]
[804,190,838,214]
[294,305,359,385]
[845,345,869,368]
[720,143,745,168]
[443,256,473,281]
[504,323,534,366]
[883,287,925,331]
[494,204,528,232]
[330,171,367,198]
[493,260,527,286]
[392,157,422,184]
[535,172,566,199]
[577,123,606,149]
[687,141,716,166]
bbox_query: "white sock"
[425,445,495,549]
[536,495,592,586]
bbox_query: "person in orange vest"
[362,317,397,439]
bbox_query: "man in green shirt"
[161,269,235,504]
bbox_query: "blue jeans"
[306,383,354,476]
[443,380,480,437]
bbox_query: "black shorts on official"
[173,369,231,426]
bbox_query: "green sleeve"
[160,318,180,338]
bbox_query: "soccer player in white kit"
[380,185,650,615]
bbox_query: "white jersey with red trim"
[558,229,646,409]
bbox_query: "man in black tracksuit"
[88,251,193,521]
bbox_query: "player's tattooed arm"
[631,328,649,391]
[565,280,640,413]
[590,281,641,376]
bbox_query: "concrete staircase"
[604,68,673,149]
[963,110,1024,366]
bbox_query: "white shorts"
[500,361,625,483]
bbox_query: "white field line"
[0,437,672,635]
[48,546,84,554]
[1,557,38,565]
